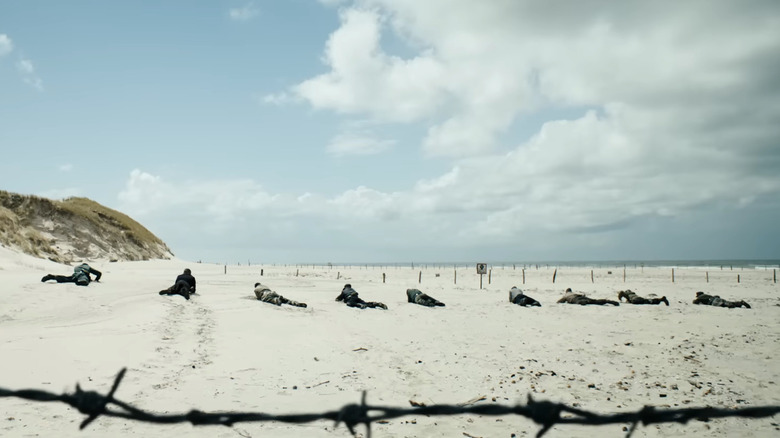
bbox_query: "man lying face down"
[509,287,541,307]
[159,268,196,300]
[42,262,102,286]
[336,284,387,309]
[557,288,619,306]
[618,290,669,306]
[254,283,307,308]
[692,291,750,309]
[406,288,445,307]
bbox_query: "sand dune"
[1,247,778,437]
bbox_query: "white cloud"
[59,164,73,172]
[118,169,284,223]
[261,91,296,105]
[0,34,12,57]
[327,132,395,156]
[120,1,780,261]
[16,58,33,74]
[37,188,81,200]
[229,2,259,21]
[278,0,780,159]
[293,8,448,123]
[16,58,43,91]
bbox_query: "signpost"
[476,263,487,289]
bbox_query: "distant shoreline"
[204,259,780,270]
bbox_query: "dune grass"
[0,190,170,261]
[59,197,165,248]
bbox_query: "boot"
[41,274,54,282]
[661,296,669,306]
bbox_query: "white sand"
[1,247,778,437]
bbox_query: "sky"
[1,0,779,264]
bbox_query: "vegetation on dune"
[58,197,166,248]
[0,190,172,263]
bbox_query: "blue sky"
[1,1,779,264]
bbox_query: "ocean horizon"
[238,259,780,270]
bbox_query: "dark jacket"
[73,263,101,285]
[175,273,196,292]
[336,286,359,302]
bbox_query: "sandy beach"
[1,247,778,437]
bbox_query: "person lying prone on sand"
[509,287,541,307]
[557,288,619,306]
[618,290,668,306]
[336,284,387,309]
[692,291,750,309]
[159,268,196,300]
[254,283,307,308]
[406,288,445,307]
[42,262,101,286]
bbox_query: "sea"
[276,260,780,270]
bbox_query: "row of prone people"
[157,278,442,309]
[42,265,751,309]
[514,287,750,308]
[166,271,748,310]
[252,283,444,310]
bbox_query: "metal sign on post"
[476,263,487,289]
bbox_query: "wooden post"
[382,273,386,283]
[454,269,457,285]
[552,268,557,283]
[591,269,594,283]
[706,271,709,283]
[774,269,777,284]
[296,269,299,277]
[737,274,740,283]
[488,269,492,284]
[337,272,340,280]
[261,269,263,276]
[672,268,675,283]
[418,271,422,284]
[480,274,483,289]
[623,267,626,283]
[522,268,525,284]
[224,265,227,274]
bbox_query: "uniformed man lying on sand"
[692,291,750,309]
[618,289,669,306]
[159,268,196,300]
[254,283,307,308]
[336,284,387,309]
[509,287,541,307]
[406,288,445,307]
[558,288,619,306]
[42,262,102,286]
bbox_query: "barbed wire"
[1,368,778,437]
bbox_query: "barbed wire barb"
[1,368,778,437]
